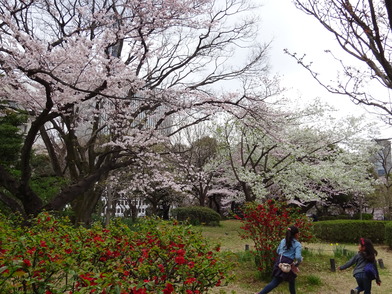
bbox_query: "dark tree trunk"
[72,188,103,227]
[161,202,170,220]
[385,0,392,30]
[241,182,254,202]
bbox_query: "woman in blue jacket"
[255,225,303,294]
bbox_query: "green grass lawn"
[199,220,392,294]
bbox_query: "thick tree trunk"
[0,165,43,217]
[148,199,158,216]
[129,203,138,222]
[385,0,392,30]
[0,191,26,217]
[161,202,170,220]
[387,205,392,220]
[208,195,222,215]
[22,189,44,217]
[241,182,254,202]
[195,182,208,207]
[198,192,207,206]
[39,126,63,177]
[72,187,103,227]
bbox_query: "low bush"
[385,222,392,249]
[352,213,373,220]
[317,213,374,221]
[313,220,388,243]
[0,212,232,293]
[318,215,351,221]
[172,206,221,226]
[236,200,313,279]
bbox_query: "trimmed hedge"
[172,206,221,226]
[352,213,373,220]
[386,222,392,248]
[318,213,373,221]
[313,220,389,243]
[318,215,351,221]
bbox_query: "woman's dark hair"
[359,237,378,262]
[284,226,299,250]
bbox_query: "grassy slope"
[199,220,392,294]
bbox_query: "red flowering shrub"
[236,200,313,275]
[0,213,233,293]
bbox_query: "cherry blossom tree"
[170,122,240,213]
[372,139,392,219]
[0,0,277,224]
[291,0,392,123]
[172,126,219,207]
[214,102,378,210]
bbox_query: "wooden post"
[378,259,385,269]
[330,259,336,272]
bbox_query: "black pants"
[257,276,296,294]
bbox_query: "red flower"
[177,249,186,256]
[93,236,104,242]
[163,283,174,294]
[131,287,147,294]
[158,264,165,272]
[27,247,36,255]
[184,277,196,284]
[175,256,186,264]
[79,273,98,286]
[23,259,31,267]
[142,249,149,258]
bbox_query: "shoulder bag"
[278,254,292,273]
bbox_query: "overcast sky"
[256,0,392,137]
[259,1,354,108]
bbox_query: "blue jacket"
[277,238,303,263]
